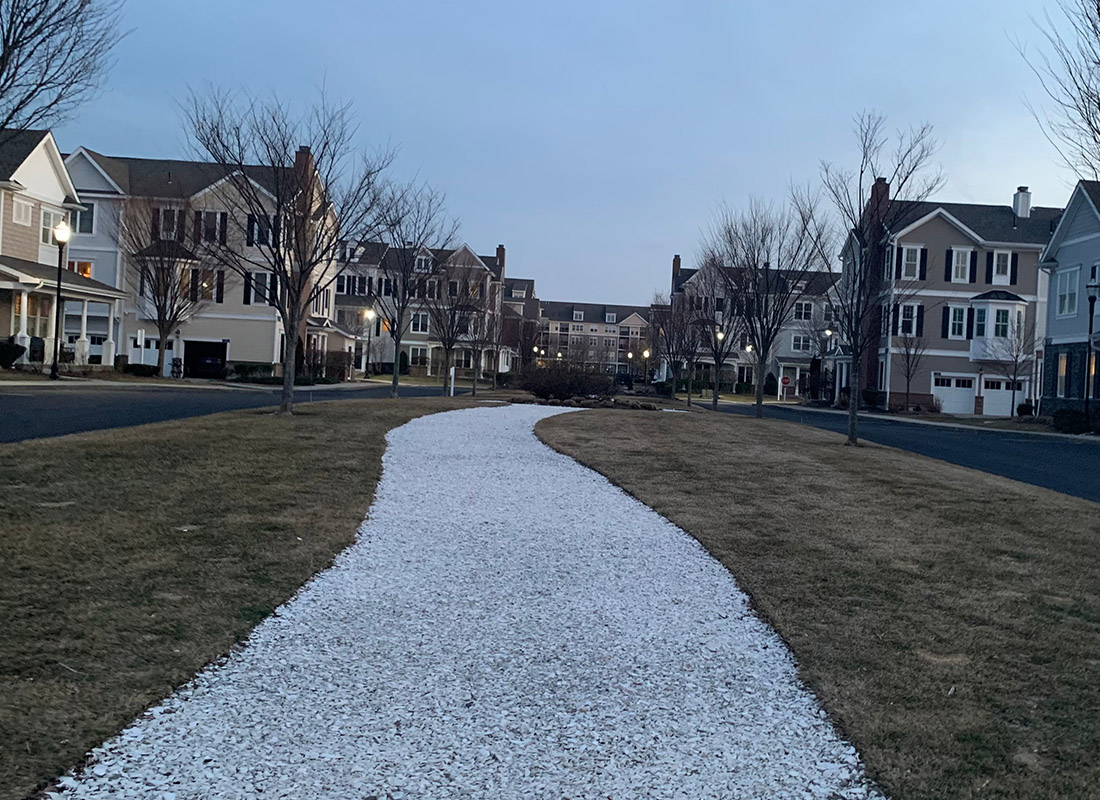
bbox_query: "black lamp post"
[49,220,72,380]
[1087,281,1099,421]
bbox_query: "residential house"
[0,130,126,369]
[1037,180,1100,414]
[669,253,839,397]
[537,300,651,374]
[334,242,517,377]
[843,185,1059,415]
[64,147,354,378]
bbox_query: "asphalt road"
[0,382,461,444]
[718,401,1100,504]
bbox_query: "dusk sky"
[55,0,1076,306]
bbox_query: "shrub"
[1017,402,1035,418]
[734,382,755,395]
[521,365,614,400]
[763,373,778,396]
[861,388,883,409]
[1052,409,1091,434]
[113,354,129,370]
[229,361,273,380]
[0,340,26,369]
[652,380,674,397]
[123,363,159,378]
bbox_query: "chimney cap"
[875,176,888,184]
[1017,185,1029,192]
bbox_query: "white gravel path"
[57,405,884,800]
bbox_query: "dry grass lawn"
[0,397,477,800]
[537,410,1100,800]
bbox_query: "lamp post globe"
[49,220,72,380]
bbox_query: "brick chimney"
[496,243,506,276]
[1013,186,1032,219]
[869,176,890,221]
[293,145,314,184]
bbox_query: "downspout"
[883,242,895,409]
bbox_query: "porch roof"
[0,255,126,300]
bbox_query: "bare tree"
[894,334,930,411]
[0,0,123,140]
[187,90,392,413]
[706,193,831,418]
[373,183,459,398]
[1022,1,1100,178]
[819,111,943,444]
[685,257,743,409]
[421,251,486,394]
[651,291,696,403]
[116,198,208,375]
[981,314,1038,416]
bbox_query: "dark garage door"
[184,340,227,379]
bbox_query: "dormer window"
[514,289,526,298]
[573,310,584,322]
[605,312,617,323]
[415,256,432,272]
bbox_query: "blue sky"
[56,0,1076,305]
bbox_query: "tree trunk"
[441,349,452,396]
[753,350,768,418]
[391,334,401,398]
[1011,384,1018,417]
[686,360,694,407]
[846,356,861,445]
[281,324,299,414]
[712,360,720,409]
[471,350,479,396]
[155,326,169,377]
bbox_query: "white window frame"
[415,256,432,272]
[1057,267,1080,317]
[40,208,65,245]
[73,202,95,235]
[993,250,1011,286]
[12,198,32,226]
[974,307,986,337]
[949,306,966,340]
[605,312,617,324]
[953,248,971,283]
[411,311,429,334]
[1057,352,1068,397]
[902,246,920,279]
[67,259,94,279]
[994,308,1010,338]
[794,300,813,321]
[573,311,584,322]
[791,334,812,352]
[900,303,917,335]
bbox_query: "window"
[513,289,526,299]
[902,246,920,279]
[934,376,952,388]
[994,308,1010,338]
[792,334,812,352]
[993,251,1011,285]
[573,311,584,321]
[411,312,429,334]
[13,198,32,226]
[455,349,473,369]
[190,268,217,301]
[588,336,598,345]
[202,211,220,242]
[571,323,583,332]
[603,337,615,347]
[251,272,270,304]
[158,208,178,240]
[1057,268,1079,316]
[953,249,971,282]
[16,294,51,337]
[974,308,986,337]
[985,379,1003,391]
[73,202,95,235]
[794,301,813,321]
[950,307,966,339]
[336,275,346,294]
[824,304,835,324]
[41,208,65,244]
[67,260,92,279]
[619,327,629,336]
[900,304,917,335]
[410,347,428,367]
[1057,352,1068,397]
[955,378,974,389]
[427,280,439,300]
[605,325,616,334]
[605,312,617,323]
[415,256,432,272]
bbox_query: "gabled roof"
[0,254,125,298]
[539,300,651,324]
[1040,180,1100,265]
[890,200,1062,245]
[672,267,697,293]
[133,240,201,262]
[679,266,838,296]
[504,277,535,297]
[0,130,49,181]
[971,289,1026,302]
[74,149,288,199]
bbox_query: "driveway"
[57,406,882,799]
[0,381,463,444]
[717,402,1100,504]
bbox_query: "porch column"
[102,301,116,367]
[426,346,433,377]
[74,300,90,365]
[15,290,29,345]
[795,365,801,397]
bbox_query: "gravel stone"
[57,405,886,799]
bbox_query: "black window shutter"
[189,269,199,302]
[151,209,160,240]
[177,210,186,242]
[985,252,994,284]
[944,249,953,282]
[966,307,975,339]
[219,212,228,245]
[1010,253,1019,285]
[193,211,202,243]
[895,247,903,279]
[368,276,374,295]
[246,215,255,247]
[919,248,928,280]
[891,303,900,335]
[941,306,950,339]
[916,305,925,336]
[269,275,278,306]
[243,272,252,305]
[969,255,977,283]
[215,270,224,303]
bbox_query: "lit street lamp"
[556,351,562,359]
[1087,281,1099,421]
[363,307,376,375]
[49,219,71,380]
[642,348,650,384]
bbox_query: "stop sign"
[781,376,791,386]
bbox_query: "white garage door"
[981,379,1026,417]
[933,376,975,415]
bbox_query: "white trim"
[992,249,1012,286]
[1047,332,1092,345]
[12,196,32,225]
[951,246,973,283]
[65,147,126,194]
[907,289,1039,301]
[948,304,968,340]
[891,208,984,245]
[1056,266,1080,318]
[1060,232,1100,248]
